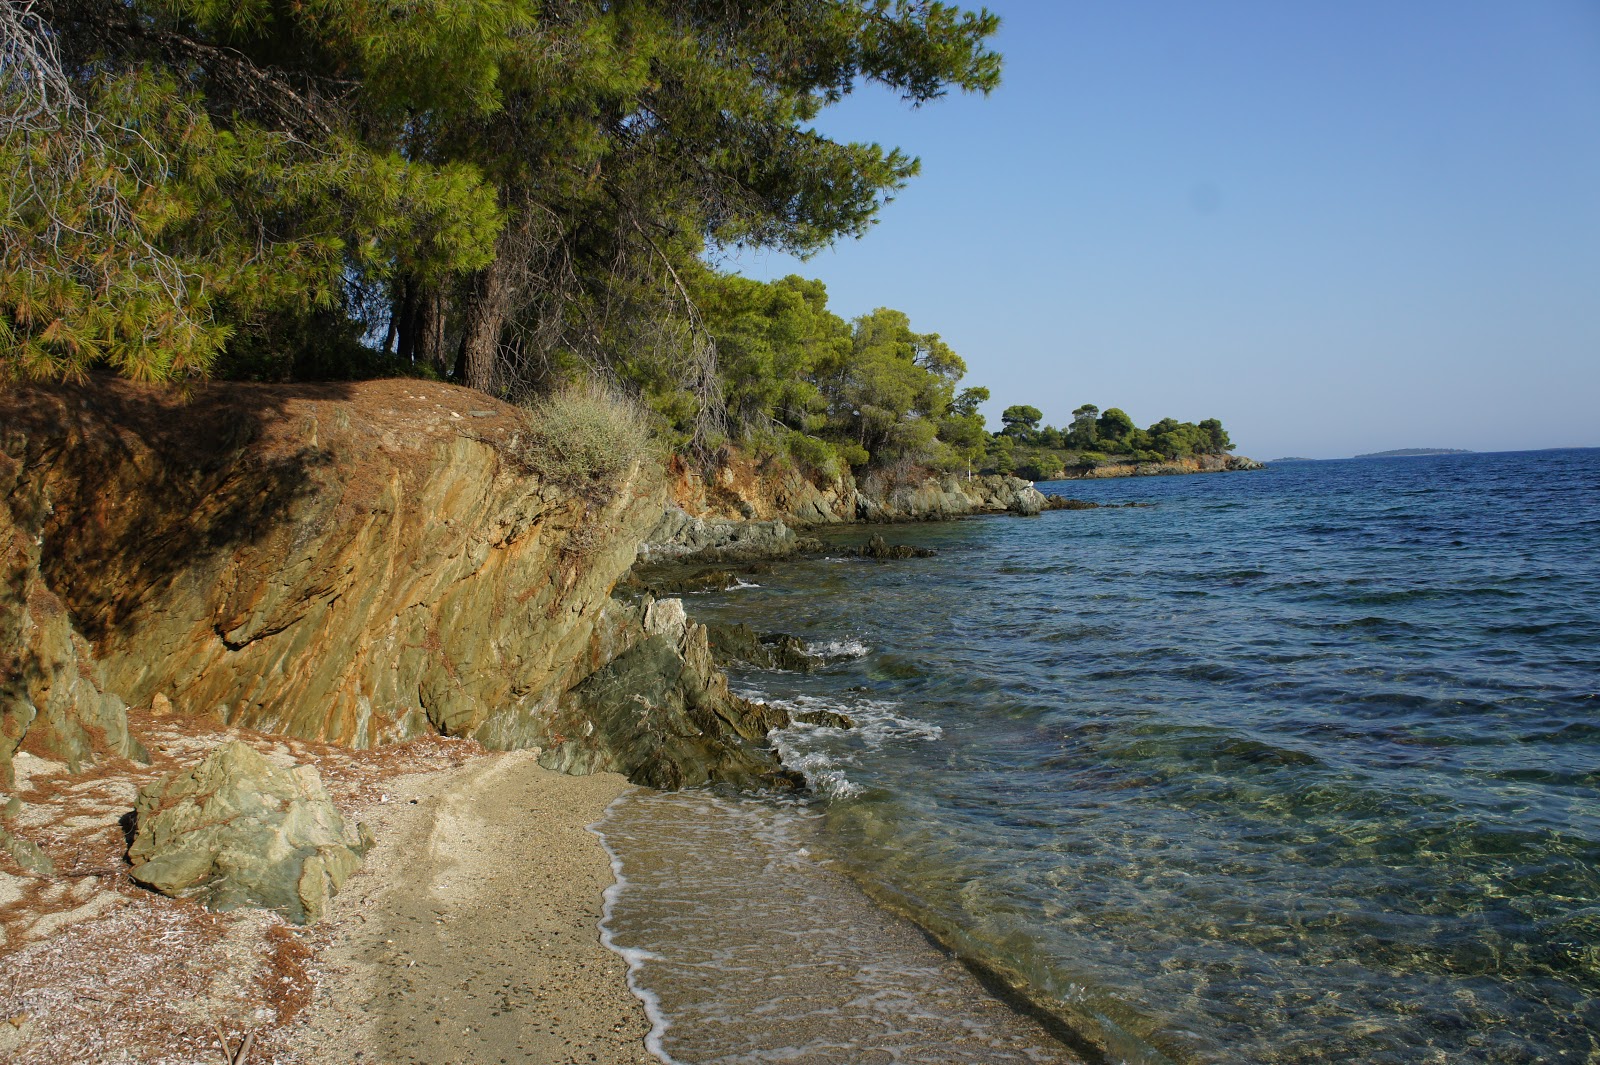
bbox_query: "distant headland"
[1355,448,1473,459]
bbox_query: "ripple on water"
[605,450,1600,1065]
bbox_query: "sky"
[718,0,1600,459]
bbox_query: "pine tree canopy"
[4,0,1001,396]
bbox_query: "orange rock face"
[1,378,664,779]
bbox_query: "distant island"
[1269,456,1317,463]
[1354,448,1473,458]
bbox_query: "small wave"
[771,743,864,799]
[589,805,687,1065]
[762,695,943,796]
[807,637,871,659]
[729,577,761,589]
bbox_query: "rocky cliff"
[0,379,790,789]
[645,452,1048,562]
[665,451,1047,527]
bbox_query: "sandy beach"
[290,751,654,1065]
[0,714,654,1064]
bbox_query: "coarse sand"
[288,750,656,1065]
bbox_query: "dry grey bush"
[511,385,659,495]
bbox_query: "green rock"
[1,825,55,876]
[127,742,371,924]
[539,603,800,791]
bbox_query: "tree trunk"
[415,287,451,379]
[458,254,514,395]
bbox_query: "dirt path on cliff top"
[292,751,657,1065]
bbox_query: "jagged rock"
[856,534,937,561]
[1,470,145,785]
[539,602,799,790]
[706,622,822,672]
[794,709,856,729]
[128,742,372,924]
[638,507,804,563]
[0,379,664,776]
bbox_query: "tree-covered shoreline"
[4,1,1237,476]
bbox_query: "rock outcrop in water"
[538,598,801,790]
[705,622,823,673]
[0,379,794,792]
[128,741,372,924]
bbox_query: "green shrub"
[835,441,870,469]
[784,431,841,479]
[513,385,659,493]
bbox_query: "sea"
[593,448,1600,1065]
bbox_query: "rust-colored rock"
[0,378,663,779]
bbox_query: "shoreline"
[289,751,655,1065]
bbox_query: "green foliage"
[981,404,1236,476]
[512,384,659,493]
[1001,404,1043,437]
[1097,407,1136,446]
[691,272,981,472]
[9,0,1002,408]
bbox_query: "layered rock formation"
[0,379,793,790]
[645,453,1048,561]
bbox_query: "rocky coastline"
[0,377,1251,1061]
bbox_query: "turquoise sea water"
[600,449,1600,1064]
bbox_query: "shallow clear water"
[601,449,1600,1064]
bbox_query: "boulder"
[539,600,800,790]
[128,742,371,924]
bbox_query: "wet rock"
[793,709,856,730]
[539,600,800,790]
[128,742,372,924]
[856,534,937,561]
[706,623,823,672]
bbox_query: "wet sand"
[292,750,656,1065]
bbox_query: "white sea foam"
[589,799,685,1065]
[729,577,762,589]
[806,636,871,659]
[758,694,944,796]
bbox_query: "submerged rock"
[856,534,937,561]
[128,742,372,924]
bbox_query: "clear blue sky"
[719,0,1600,459]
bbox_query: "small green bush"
[784,431,840,478]
[513,385,659,492]
[835,441,870,469]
